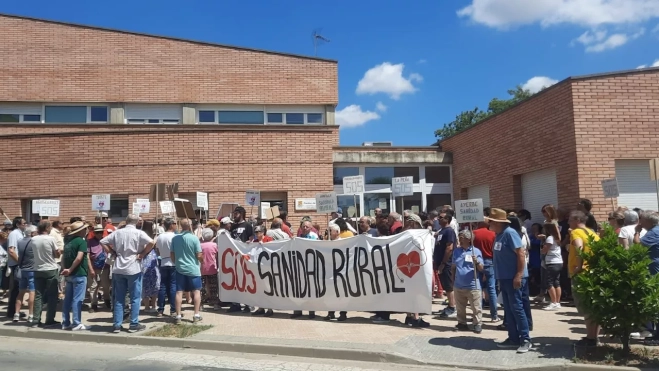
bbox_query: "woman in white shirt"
[540,222,563,310]
[618,210,646,249]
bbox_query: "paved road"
[0,337,479,371]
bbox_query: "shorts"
[439,264,454,292]
[176,272,202,292]
[545,263,562,288]
[571,280,588,317]
[19,271,35,291]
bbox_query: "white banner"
[217,229,434,313]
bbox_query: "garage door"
[615,160,658,211]
[468,184,490,207]
[522,168,558,223]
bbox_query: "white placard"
[31,199,42,214]
[136,198,150,213]
[378,198,388,209]
[342,175,365,195]
[601,178,619,199]
[159,201,174,214]
[245,190,260,206]
[295,198,317,211]
[218,229,433,313]
[37,200,60,217]
[197,192,208,210]
[92,194,111,211]
[132,203,141,215]
[260,202,271,219]
[454,198,485,223]
[315,192,338,214]
[392,176,414,197]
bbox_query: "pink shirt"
[200,241,218,276]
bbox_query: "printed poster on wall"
[217,229,434,313]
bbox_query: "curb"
[0,327,611,371]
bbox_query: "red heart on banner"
[396,251,421,278]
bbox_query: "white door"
[467,184,490,207]
[522,168,558,223]
[615,160,658,210]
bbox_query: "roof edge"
[0,12,338,64]
[333,145,442,151]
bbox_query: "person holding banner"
[435,212,457,318]
[324,224,348,322]
[291,220,317,319]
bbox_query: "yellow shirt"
[339,231,355,239]
[568,227,599,278]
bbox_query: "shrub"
[573,224,659,354]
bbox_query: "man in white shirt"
[6,217,26,319]
[100,214,154,333]
[619,210,646,249]
[31,221,61,327]
[49,220,65,299]
[156,218,177,316]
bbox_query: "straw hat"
[68,221,88,235]
[485,208,510,223]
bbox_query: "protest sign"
[159,201,174,214]
[197,192,208,210]
[36,200,60,217]
[601,178,619,198]
[217,229,433,313]
[136,198,150,213]
[342,175,364,195]
[245,190,260,206]
[92,194,111,211]
[315,192,337,214]
[392,176,413,197]
[132,203,141,215]
[454,198,485,223]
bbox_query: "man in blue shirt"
[489,208,532,353]
[636,211,659,344]
[451,229,484,334]
[434,212,456,318]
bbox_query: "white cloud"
[638,64,648,69]
[653,60,659,67]
[335,105,380,129]
[572,28,644,52]
[585,33,629,52]
[418,59,427,64]
[375,101,387,112]
[522,76,559,93]
[638,59,659,68]
[356,62,422,100]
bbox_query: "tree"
[434,85,534,141]
[573,224,659,354]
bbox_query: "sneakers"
[497,338,520,349]
[337,313,347,322]
[439,307,457,318]
[543,303,559,311]
[62,324,72,330]
[411,318,430,328]
[372,316,390,324]
[175,315,182,325]
[227,305,242,313]
[193,314,202,323]
[517,341,533,353]
[264,309,274,317]
[112,326,122,334]
[324,313,335,321]
[252,308,266,316]
[12,313,19,322]
[473,324,482,334]
[72,324,91,331]
[454,323,470,331]
[128,324,146,333]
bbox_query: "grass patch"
[574,344,659,369]
[145,324,212,338]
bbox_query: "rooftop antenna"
[312,29,330,56]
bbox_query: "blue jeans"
[112,273,142,329]
[62,276,87,327]
[500,278,531,344]
[480,260,498,319]
[158,266,177,314]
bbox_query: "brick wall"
[0,125,339,231]
[441,82,579,212]
[0,15,338,105]
[572,71,659,220]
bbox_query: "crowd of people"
[1,198,658,353]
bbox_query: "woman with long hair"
[540,222,563,310]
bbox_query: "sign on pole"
[92,194,111,211]
[245,190,260,206]
[601,178,619,199]
[315,192,338,214]
[136,198,150,213]
[132,203,141,215]
[392,176,414,197]
[159,201,174,214]
[37,200,60,217]
[342,175,365,195]
[454,198,485,223]
[196,192,208,210]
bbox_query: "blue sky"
[3,0,659,145]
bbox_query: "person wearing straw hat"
[61,221,92,331]
[489,208,532,353]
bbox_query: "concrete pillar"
[182,104,196,125]
[325,105,336,126]
[109,104,124,124]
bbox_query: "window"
[23,114,41,122]
[365,167,394,184]
[426,194,452,213]
[162,119,179,124]
[128,119,179,124]
[109,197,129,220]
[286,113,304,125]
[199,110,215,123]
[338,195,360,218]
[394,167,420,183]
[0,114,19,122]
[399,192,423,214]
[364,193,391,217]
[267,113,283,123]
[218,111,264,124]
[333,167,359,185]
[425,166,451,183]
[90,106,108,122]
[307,113,323,124]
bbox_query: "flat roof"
[0,13,337,63]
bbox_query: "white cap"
[220,216,232,225]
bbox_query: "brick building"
[441,68,659,223]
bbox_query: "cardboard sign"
[37,200,60,217]
[136,198,150,213]
[245,190,260,206]
[197,192,208,210]
[174,200,197,219]
[601,178,619,198]
[149,183,166,202]
[92,194,111,211]
[342,175,365,195]
[160,201,174,214]
[295,198,317,211]
[392,176,414,197]
[265,205,280,221]
[216,203,239,219]
[454,198,485,223]
[315,192,338,214]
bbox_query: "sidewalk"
[0,295,586,370]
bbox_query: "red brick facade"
[441,69,659,221]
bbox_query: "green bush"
[573,224,659,353]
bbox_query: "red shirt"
[255,236,273,243]
[390,221,403,235]
[473,227,495,259]
[281,224,293,237]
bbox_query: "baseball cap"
[220,217,232,225]
[254,226,264,233]
[3,219,11,226]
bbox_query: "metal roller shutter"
[468,184,491,207]
[124,104,181,120]
[615,160,658,211]
[522,168,558,223]
[0,103,42,115]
